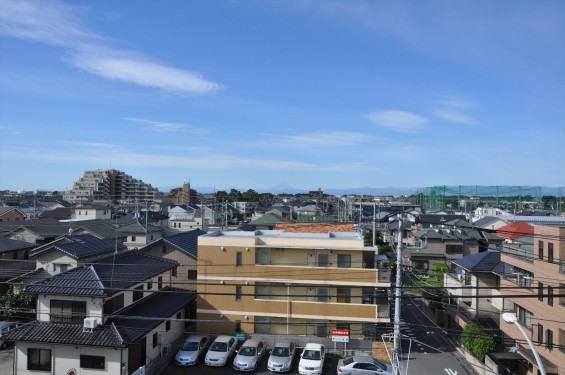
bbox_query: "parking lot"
[162,350,340,375]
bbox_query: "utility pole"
[392,214,403,375]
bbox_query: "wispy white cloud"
[432,110,478,125]
[0,0,222,94]
[365,110,427,133]
[265,131,378,147]
[124,117,209,134]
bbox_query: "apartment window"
[317,287,329,302]
[538,324,544,343]
[152,332,158,348]
[337,288,351,303]
[546,329,553,350]
[255,282,269,299]
[538,282,544,301]
[517,306,532,328]
[27,348,51,371]
[158,276,163,289]
[548,286,554,306]
[166,320,171,331]
[133,285,144,302]
[256,248,271,265]
[317,251,330,267]
[236,251,243,267]
[172,267,177,277]
[50,300,86,323]
[538,241,544,260]
[337,254,351,268]
[236,285,242,301]
[548,243,554,263]
[80,355,105,370]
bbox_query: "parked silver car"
[337,355,392,375]
[233,339,265,371]
[205,335,238,367]
[175,335,210,366]
[267,340,296,372]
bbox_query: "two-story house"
[4,251,195,375]
[197,228,391,340]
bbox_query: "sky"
[1,0,564,194]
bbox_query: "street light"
[502,312,546,375]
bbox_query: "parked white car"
[268,340,296,372]
[175,335,210,366]
[233,339,266,371]
[205,335,238,366]
[337,355,393,375]
[298,343,325,375]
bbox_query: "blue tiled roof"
[452,250,501,272]
[25,251,178,296]
[54,234,126,259]
[162,229,206,258]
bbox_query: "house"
[3,251,195,375]
[197,228,391,340]
[0,237,36,291]
[30,234,128,275]
[473,216,508,231]
[71,204,112,221]
[247,213,292,230]
[497,224,565,375]
[119,221,165,249]
[168,205,204,231]
[0,206,26,222]
[140,229,206,291]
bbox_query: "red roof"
[496,222,534,239]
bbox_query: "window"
[337,288,351,303]
[446,244,463,254]
[317,251,330,267]
[50,300,86,323]
[80,355,105,370]
[166,320,171,331]
[236,285,242,301]
[133,285,144,302]
[172,267,177,277]
[147,280,153,289]
[131,235,136,242]
[538,324,544,343]
[103,293,124,315]
[517,306,532,328]
[235,320,241,333]
[28,348,51,371]
[153,332,158,348]
[548,243,554,263]
[548,286,554,306]
[538,241,544,260]
[546,329,553,350]
[158,276,163,289]
[236,252,243,267]
[317,287,329,302]
[179,223,182,228]
[176,312,181,320]
[187,270,197,280]
[151,235,154,240]
[337,254,351,268]
[538,282,544,301]
[162,245,166,254]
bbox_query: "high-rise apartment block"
[63,169,159,202]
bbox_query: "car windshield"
[372,359,386,370]
[239,346,257,356]
[181,342,199,351]
[303,350,320,360]
[273,347,290,357]
[210,342,228,352]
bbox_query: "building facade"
[197,229,391,340]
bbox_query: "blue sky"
[1,0,564,193]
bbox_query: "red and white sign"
[331,329,350,342]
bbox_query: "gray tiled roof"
[25,251,178,296]
[32,234,126,259]
[452,250,501,272]
[0,237,36,253]
[160,229,206,258]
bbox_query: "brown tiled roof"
[275,223,354,233]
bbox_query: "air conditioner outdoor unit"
[83,317,97,332]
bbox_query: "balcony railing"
[0,259,36,278]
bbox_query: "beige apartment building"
[500,224,565,375]
[197,228,391,339]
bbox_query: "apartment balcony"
[0,259,36,279]
[252,298,389,322]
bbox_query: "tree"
[0,283,36,322]
[461,323,496,362]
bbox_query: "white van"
[298,343,325,375]
[0,321,23,349]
